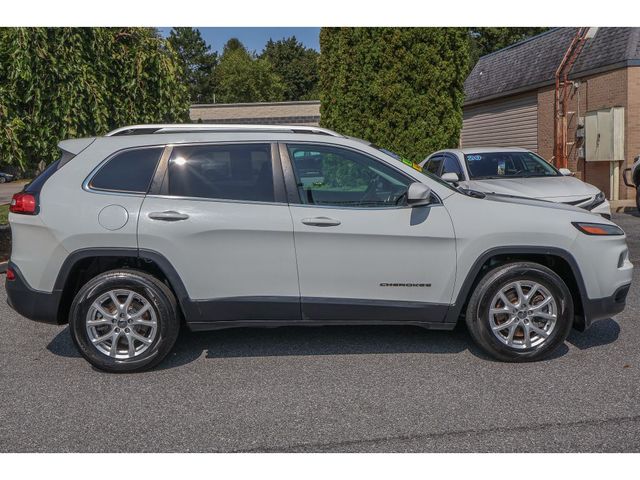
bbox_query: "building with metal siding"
[462,27,640,204]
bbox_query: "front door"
[282,143,457,323]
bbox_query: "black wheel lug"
[125,328,130,333]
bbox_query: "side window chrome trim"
[143,194,289,207]
[287,201,443,211]
[83,145,167,196]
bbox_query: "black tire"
[635,187,640,212]
[465,262,573,362]
[0,176,6,184]
[69,269,180,373]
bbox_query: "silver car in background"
[420,147,611,218]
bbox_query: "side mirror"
[407,182,432,207]
[441,172,459,183]
[559,168,572,176]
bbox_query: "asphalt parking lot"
[1,213,640,452]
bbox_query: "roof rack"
[105,124,343,137]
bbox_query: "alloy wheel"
[85,289,158,359]
[488,280,558,350]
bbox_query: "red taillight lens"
[9,192,37,215]
[6,268,16,281]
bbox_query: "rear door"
[137,142,300,326]
[281,142,457,323]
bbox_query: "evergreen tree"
[167,27,217,103]
[319,27,470,161]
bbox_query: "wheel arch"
[54,248,190,325]
[446,246,588,330]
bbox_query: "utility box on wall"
[585,107,625,161]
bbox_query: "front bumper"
[574,283,630,331]
[5,262,62,324]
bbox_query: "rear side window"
[25,158,62,193]
[166,143,274,202]
[90,148,162,193]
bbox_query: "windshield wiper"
[459,188,486,199]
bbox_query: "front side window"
[442,156,463,177]
[287,144,411,207]
[167,143,274,202]
[464,151,561,179]
[90,147,162,193]
[425,156,443,176]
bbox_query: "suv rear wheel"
[69,269,180,373]
[465,262,573,362]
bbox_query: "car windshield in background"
[464,151,561,179]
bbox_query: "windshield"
[464,151,561,179]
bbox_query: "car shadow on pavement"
[45,318,620,370]
[565,318,620,350]
[159,324,477,369]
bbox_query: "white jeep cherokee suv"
[5,125,633,372]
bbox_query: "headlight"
[572,222,624,236]
[586,191,606,211]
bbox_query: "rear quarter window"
[89,147,162,193]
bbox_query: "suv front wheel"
[465,262,574,362]
[69,269,180,373]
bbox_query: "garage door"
[461,93,538,152]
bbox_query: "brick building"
[462,27,640,204]
[189,100,320,126]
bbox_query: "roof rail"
[105,124,343,137]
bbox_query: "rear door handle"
[148,211,190,222]
[301,217,341,227]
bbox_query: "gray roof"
[465,27,640,104]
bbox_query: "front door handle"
[301,217,341,227]
[148,211,190,222]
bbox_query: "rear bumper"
[5,262,62,324]
[574,283,630,331]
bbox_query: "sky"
[158,27,320,54]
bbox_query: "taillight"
[6,267,16,281]
[9,192,38,215]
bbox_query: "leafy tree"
[222,37,245,55]
[261,36,320,101]
[319,27,470,161]
[168,27,217,103]
[468,27,549,64]
[0,27,189,173]
[215,39,285,103]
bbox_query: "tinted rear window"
[167,144,274,202]
[90,148,162,193]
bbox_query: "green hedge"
[319,28,470,162]
[0,28,190,173]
